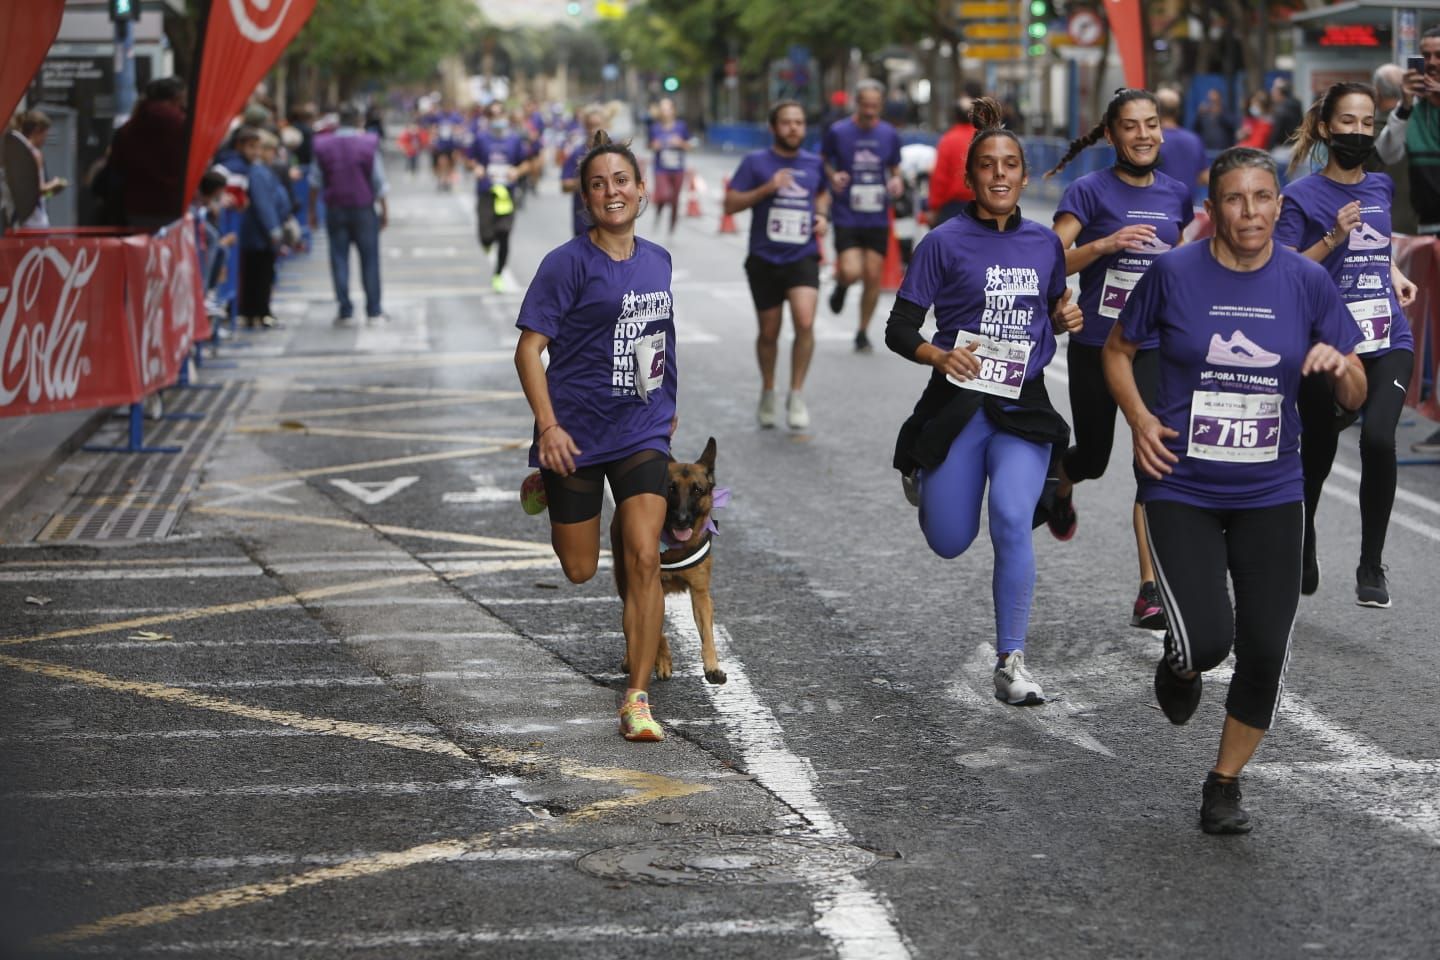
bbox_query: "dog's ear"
[698,436,717,476]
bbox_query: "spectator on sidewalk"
[238,129,285,329]
[109,77,188,230]
[927,94,977,228]
[310,103,387,325]
[1376,26,1440,235]
[1236,91,1274,150]
[4,110,66,228]
[1193,88,1236,152]
[1269,77,1304,167]
[1372,64,1418,235]
[1156,88,1208,196]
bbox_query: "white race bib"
[849,183,885,213]
[486,162,514,184]
[1187,391,1283,463]
[1098,268,1144,320]
[945,332,1032,399]
[633,332,666,403]
[766,206,811,244]
[659,148,682,169]
[1346,298,1392,354]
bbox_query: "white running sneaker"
[1205,330,1281,368]
[757,389,777,429]
[994,651,1045,705]
[787,392,810,430]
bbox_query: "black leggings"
[1144,500,1303,730]
[1062,341,1158,483]
[1299,349,1414,566]
[540,449,669,524]
[238,247,276,318]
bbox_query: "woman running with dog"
[886,97,1083,706]
[1045,88,1194,631]
[1276,81,1418,608]
[514,130,675,742]
[1104,147,1365,833]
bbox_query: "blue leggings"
[917,412,1050,656]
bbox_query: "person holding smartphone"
[1376,27,1440,235]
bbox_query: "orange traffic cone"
[685,172,703,218]
[881,209,903,292]
[719,177,738,234]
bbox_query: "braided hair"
[1044,87,1158,179]
[1285,81,1376,177]
[965,96,1026,178]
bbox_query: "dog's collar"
[659,486,731,552]
[661,535,712,572]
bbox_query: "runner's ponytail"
[1286,81,1376,178]
[966,96,1027,177]
[1046,87,1157,179]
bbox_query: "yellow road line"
[29,777,709,950]
[234,394,521,425]
[203,446,501,487]
[189,506,564,553]
[0,654,471,759]
[231,424,530,446]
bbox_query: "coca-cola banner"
[0,0,66,126]
[1105,0,1147,91]
[0,237,140,417]
[184,0,317,206]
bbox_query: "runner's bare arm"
[515,330,581,476]
[1104,324,1179,478]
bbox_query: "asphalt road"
[2,147,1438,960]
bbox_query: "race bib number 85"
[945,332,1031,399]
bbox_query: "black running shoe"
[854,330,873,353]
[1301,529,1319,596]
[1355,562,1391,608]
[1200,772,1252,835]
[1130,581,1166,630]
[1154,650,1202,725]
[829,282,849,315]
[1046,491,1077,541]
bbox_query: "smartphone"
[1409,55,1425,74]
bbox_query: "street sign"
[966,44,1025,60]
[1068,9,1104,46]
[956,1,1012,17]
[596,0,626,19]
[967,22,1026,40]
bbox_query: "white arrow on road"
[442,474,513,504]
[329,476,420,505]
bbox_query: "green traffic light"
[1029,0,1046,15]
[566,1,581,14]
[663,76,680,93]
[1028,22,1048,38]
[1028,42,1047,56]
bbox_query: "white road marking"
[1319,476,1440,542]
[42,637,341,652]
[664,595,911,959]
[3,778,507,802]
[329,475,421,505]
[54,919,812,953]
[200,480,303,508]
[353,312,430,353]
[443,473,515,504]
[0,723,439,745]
[6,847,577,875]
[1327,461,1440,516]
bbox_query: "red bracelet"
[539,423,561,439]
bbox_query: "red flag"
[183,0,316,206]
[1106,0,1147,91]
[0,0,66,124]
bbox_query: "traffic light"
[1027,0,1054,56]
[565,1,581,14]
[109,0,142,21]
[662,75,680,93]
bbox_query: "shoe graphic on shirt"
[1206,330,1280,368]
[1347,222,1388,251]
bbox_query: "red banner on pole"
[1105,0,1147,91]
[184,0,317,206]
[0,0,66,126]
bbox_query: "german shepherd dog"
[615,437,726,685]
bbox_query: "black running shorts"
[540,449,669,525]
[833,226,889,256]
[744,254,820,311]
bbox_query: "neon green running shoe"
[491,273,506,293]
[619,689,664,742]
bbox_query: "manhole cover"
[576,835,876,886]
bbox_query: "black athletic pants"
[1144,500,1303,730]
[1061,341,1158,484]
[238,247,276,319]
[1298,349,1414,566]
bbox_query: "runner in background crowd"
[468,103,529,294]
[562,105,609,237]
[648,98,691,236]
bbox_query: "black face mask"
[1328,132,1374,170]
[1114,153,1159,178]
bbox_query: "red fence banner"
[1105,0,1147,91]
[0,0,66,126]
[184,0,317,207]
[0,236,140,417]
[1395,235,1440,420]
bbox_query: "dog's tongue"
[670,527,693,543]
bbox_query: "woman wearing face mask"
[514,130,676,743]
[1237,92,1274,149]
[1044,88,1194,631]
[1277,82,1418,608]
[886,97,1083,707]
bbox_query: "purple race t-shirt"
[821,117,902,229]
[468,132,528,195]
[562,143,587,236]
[649,121,690,172]
[1274,171,1413,357]
[1119,242,1363,510]
[1056,168,1193,348]
[1156,125,1209,198]
[729,147,825,264]
[899,208,1067,389]
[516,235,678,468]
